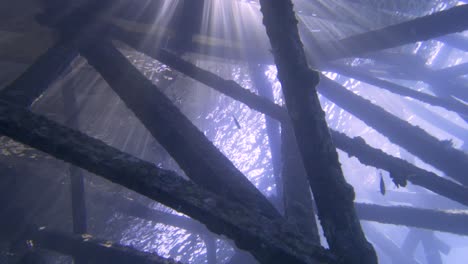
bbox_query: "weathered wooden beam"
[0,41,77,106]
[94,184,467,237]
[385,190,464,210]
[0,101,337,264]
[95,191,292,264]
[63,82,89,262]
[65,1,466,68]
[62,78,87,239]
[405,100,468,145]
[110,21,267,63]
[0,31,56,64]
[425,75,467,105]
[113,35,284,120]
[329,64,468,117]
[118,40,468,206]
[95,174,468,237]
[356,203,468,235]
[27,227,180,264]
[331,131,468,207]
[102,192,219,264]
[248,64,284,213]
[0,37,86,264]
[361,51,468,103]
[315,4,468,61]
[294,0,402,31]
[81,164,468,239]
[250,62,322,243]
[0,32,88,264]
[79,40,280,220]
[280,124,320,243]
[258,0,377,263]
[318,76,468,186]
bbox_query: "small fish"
[380,173,386,195]
[232,115,241,129]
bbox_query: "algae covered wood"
[116,35,468,206]
[258,0,377,263]
[331,131,468,207]
[80,39,280,220]
[0,101,337,264]
[318,77,468,186]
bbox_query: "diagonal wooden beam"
[0,41,77,107]
[280,124,321,243]
[64,2,467,69]
[0,101,336,264]
[79,39,280,220]
[112,32,285,120]
[106,2,468,67]
[258,0,377,263]
[356,204,468,236]
[248,64,284,211]
[405,101,468,145]
[115,35,468,206]
[314,4,468,61]
[61,73,88,264]
[364,51,468,103]
[249,64,320,243]
[318,76,468,186]
[328,64,468,117]
[331,131,468,207]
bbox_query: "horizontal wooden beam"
[314,4,468,60]
[356,203,468,236]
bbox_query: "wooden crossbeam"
[0,100,336,264]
